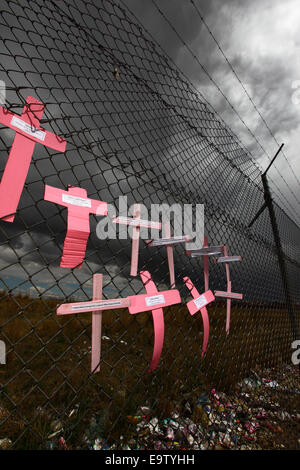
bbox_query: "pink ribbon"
[128,270,181,372]
[184,276,214,356]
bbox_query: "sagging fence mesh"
[0,0,299,450]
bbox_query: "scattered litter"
[3,364,298,450]
[265,381,280,389]
[0,438,12,450]
[47,420,63,439]
[58,437,68,450]
[82,364,299,450]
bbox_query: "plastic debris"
[0,438,12,450]
[127,415,143,424]
[58,437,68,450]
[92,365,298,450]
[11,363,296,451]
[265,381,280,388]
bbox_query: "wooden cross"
[128,270,181,372]
[0,96,66,222]
[57,274,130,373]
[113,204,161,276]
[186,235,223,290]
[146,221,189,288]
[44,185,107,268]
[214,245,243,334]
[184,277,215,357]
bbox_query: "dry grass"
[0,291,298,449]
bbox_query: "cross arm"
[57,297,130,315]
[0,102,66,152]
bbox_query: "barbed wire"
[149,0,300,221]
[190,0,300,191]
[119,0,300,227]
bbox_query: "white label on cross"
[217,256,241,263]
[151,236,186,246]
[189,246,223,257]
[222,293,240,299]
[11,116,46,141]
[193,295,207,309]
[116,216,159,228]
[62,194,92,208]
[145,294,165,307]
[71,299,123,311]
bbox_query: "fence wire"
[0,0,299,450]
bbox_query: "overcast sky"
[125,0,300,225]
[0,0,299,302]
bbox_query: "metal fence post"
[262,174,299,341]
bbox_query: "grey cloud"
[125,0,300,221]
[0,0,299,304]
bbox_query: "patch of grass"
[0,291,299,449]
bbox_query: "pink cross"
[44,185,107,269]
[128,270,181,372]
[186,235,223,290]
[57,274,130,373]
[184,277,215,357]
[0,96,66,222]
[214,245,243,334]
[113,204,161,276]
[203,235,209,291]
[146,221,189,288]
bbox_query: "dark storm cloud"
[0,0,299,302]
[125,0,300,222]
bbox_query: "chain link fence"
[0,0,299,450]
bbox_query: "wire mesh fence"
[0,0,299,450]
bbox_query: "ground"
[0,292,299,449]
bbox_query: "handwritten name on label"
[145,294,165,307]
[151,236,187,246]
[217,256,241,263]
[215,292,242,299]
[193,295,207,309]
[116,216,160,228]
[190,246,223,256]
[71,300,123,311]
[222,293,241,299]
[62,194,92,208]
[11,116,46,141]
